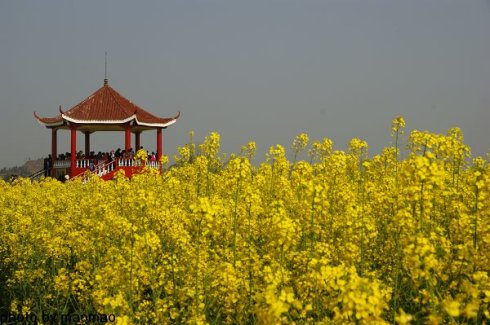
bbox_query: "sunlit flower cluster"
[134,148,148,162]
[0,117,488,324]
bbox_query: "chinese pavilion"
[34,78,179,180]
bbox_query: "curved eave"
[61,114,136,125]
[33,112,65,127]
[35,111,180,128]
[135,117,178,128]
[134,110,180,128]
[39,120,65,128]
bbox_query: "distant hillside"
[0,158,43,180]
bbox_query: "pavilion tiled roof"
[34,79,179,128]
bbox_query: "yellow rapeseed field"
[1,117,489,324]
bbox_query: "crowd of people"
[42,146,158,175]
[51,147,158,163]
[13,146,160,183]
[10,148,156,182]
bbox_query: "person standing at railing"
[107,152,114,171]
[43,155,52,177]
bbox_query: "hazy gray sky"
[1,0,489,167]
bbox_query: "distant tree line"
[0,166,29,180]
[0,158,43,180]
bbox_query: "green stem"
[473,184,479,250]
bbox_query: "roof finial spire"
[104,51,108,86]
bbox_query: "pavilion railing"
[54,159,113,169]
[29,168,48,182]
[116,159,161,169]
[53,160,70,168]
[146,161,160,168]
[57,158,163,182]
[95,160,116,176]
[53,159,98,169]
[117,158,143,167]
[76,159,99,169]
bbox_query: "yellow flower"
[391,115,406,136]
[2,119,489,324]
[395,309,413,324]
[444,300,460,317]
[135,148,148,161]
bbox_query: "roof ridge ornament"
[104,51,108,86]
[59,105,64,114]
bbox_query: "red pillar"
[156,128,162,160]
[51,129,57,177]
[135,132,141,150]
[125,125,131,152]
[70,126,77,177]
[85,132,91,156]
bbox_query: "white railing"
[54,159,109,169]
[53,160,70,168]
[54,159,161,171]
[117,159,144,167]
[76,159,98,169]
[72,160,116,182]
[146,161,161,169]
[95,161,116,176]
[117,159,161,169]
